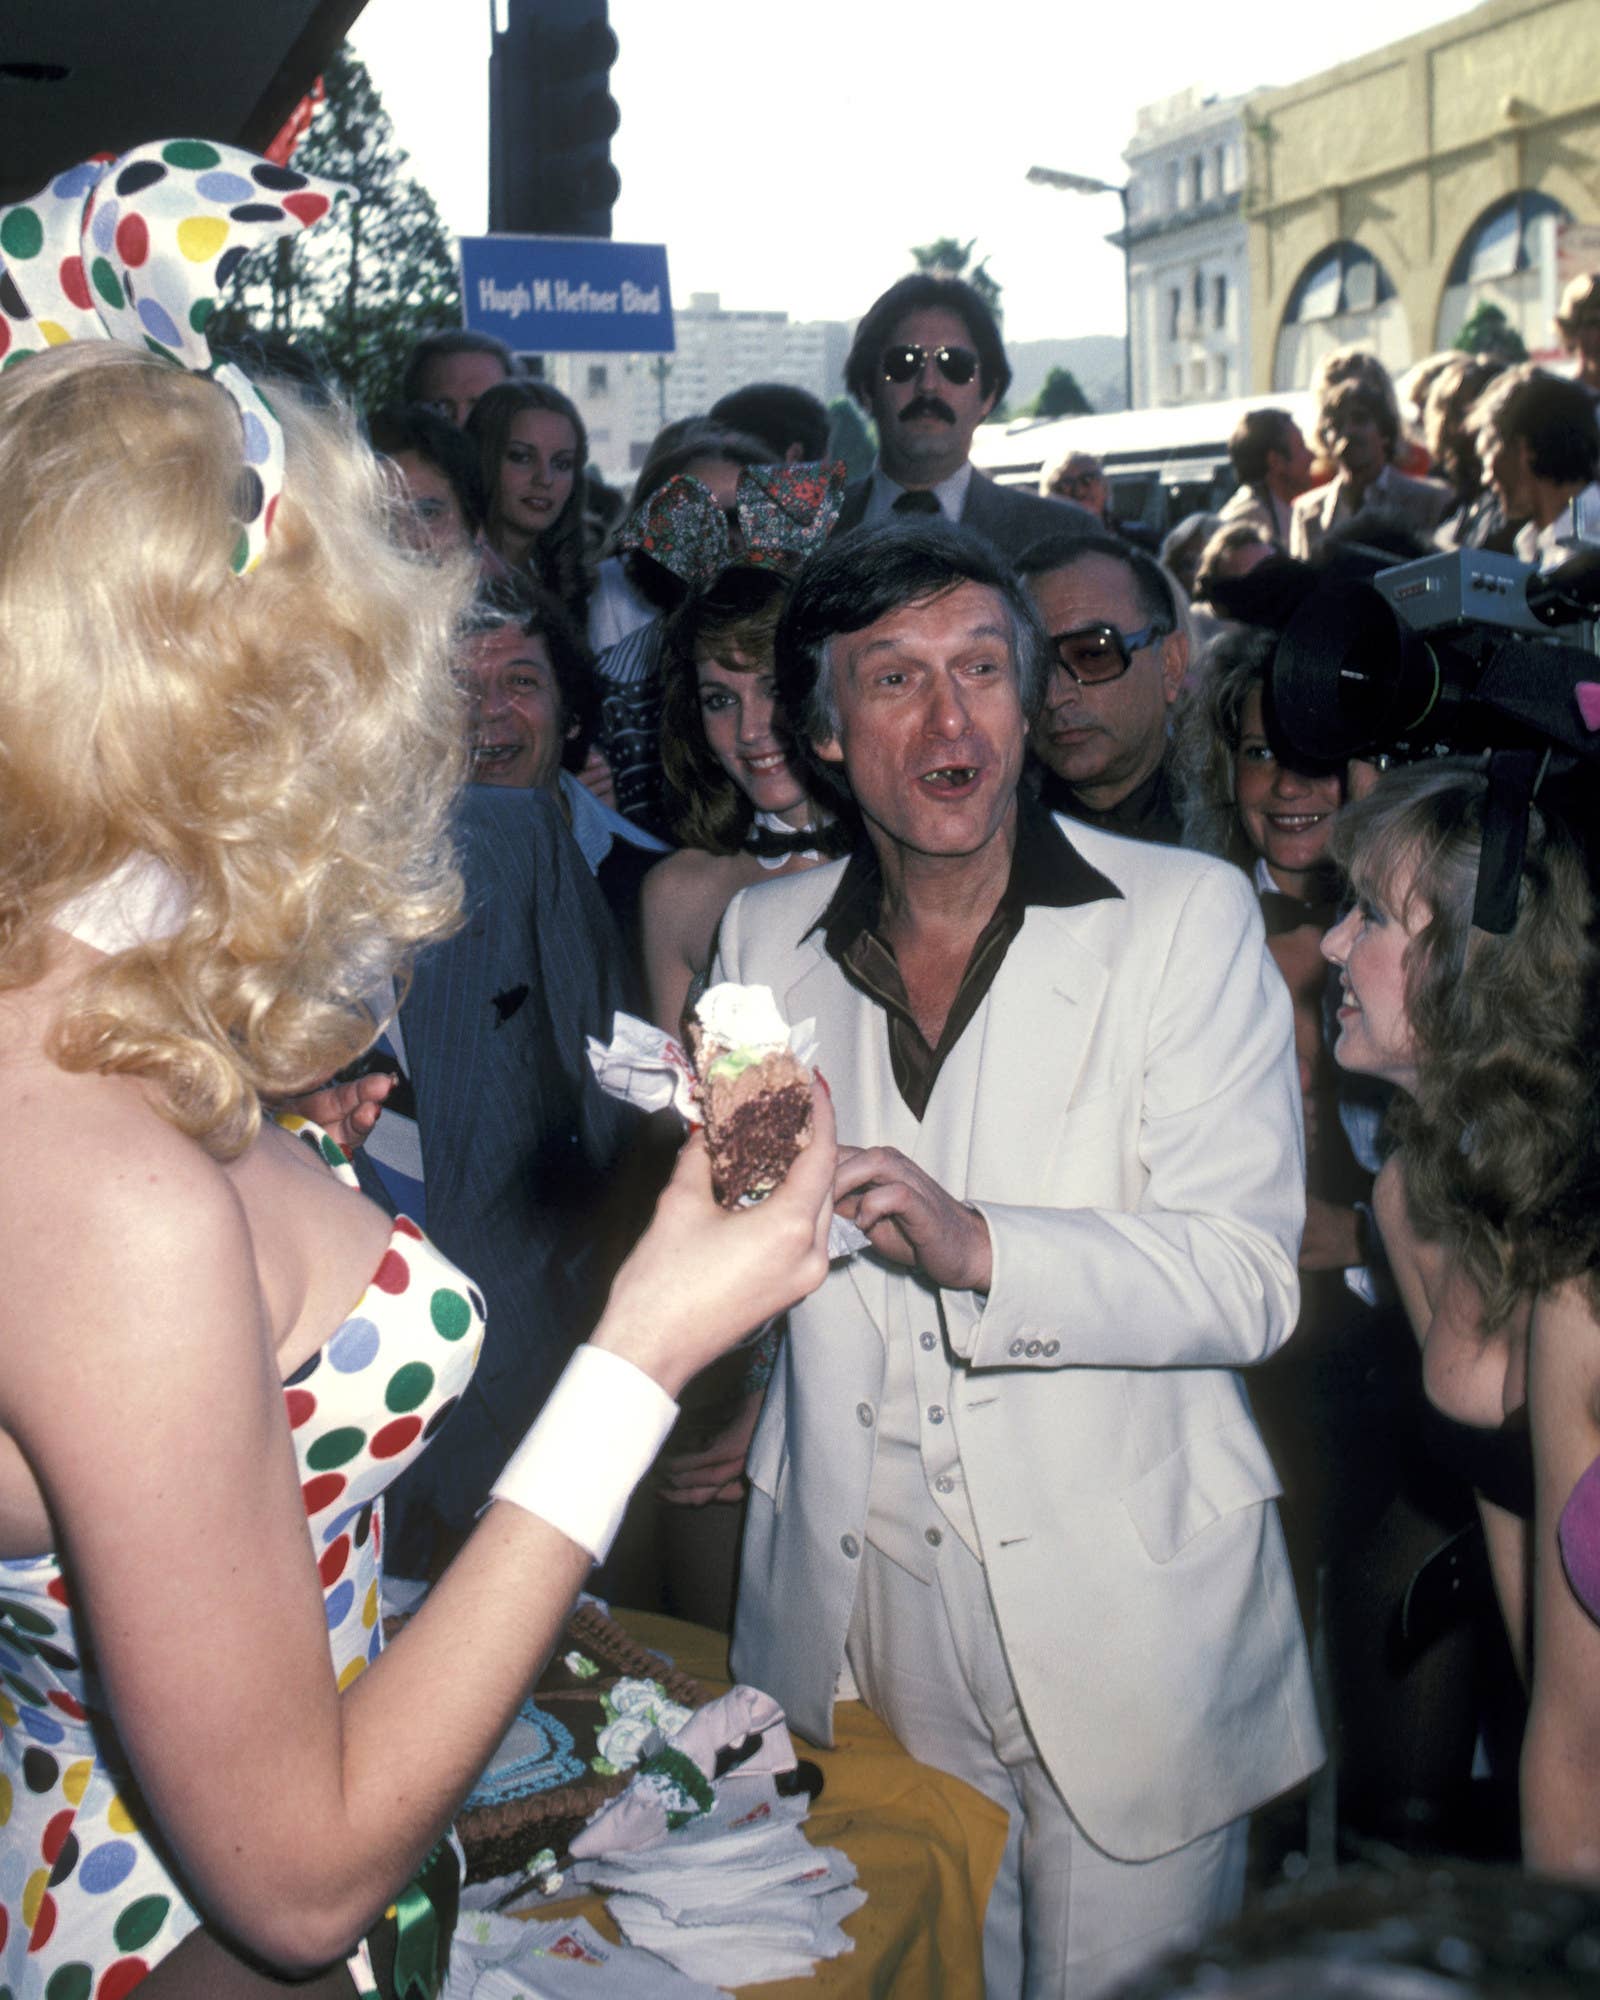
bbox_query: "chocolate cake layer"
[703,1052,813,1207]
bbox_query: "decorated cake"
[455,1600,707,1884]
[688,982,814,1209]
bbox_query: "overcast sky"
[350,0,1480,343]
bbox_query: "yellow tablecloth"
[528,1610,1007,1998]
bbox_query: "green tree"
[910,235,1002,319]
[1454,300,1527,364]
[826,397,876,480]
[214,46,460,412]
[1032,366,1092,418]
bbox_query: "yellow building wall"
[1246,0,1600,390]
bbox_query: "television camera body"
[1269,544,1600,930]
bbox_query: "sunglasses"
[1048,619,1169,685]
[881,343,980,387]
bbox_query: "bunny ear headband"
[0,139,343,573]
[617,459,848,592]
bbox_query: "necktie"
[892,489,943,517]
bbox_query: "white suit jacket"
[718,819,1324,1862]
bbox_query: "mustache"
[900,395,956,424]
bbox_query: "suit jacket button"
[924,1527,943,1548]
[1043,1339,1060,1357]
[927,1404,945,1425]
[1008,1339,1025,1358]
[1025,1339,1043,1357]
[840,1533,860,1559]
[920,1331,937,1350]
[935,1474,955,1495]
[856,1402,874,1427]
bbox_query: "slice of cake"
[455,1601,707,1885]
[689,983,814,1209]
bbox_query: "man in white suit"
[715,521,1323,1998]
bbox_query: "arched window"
[1435,191,1569,354]
[1272,241,1409,391]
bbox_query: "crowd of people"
[2,131,1599,2000]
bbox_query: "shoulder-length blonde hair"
[0,344,471,1158]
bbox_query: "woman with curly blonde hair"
[0,158,836,1999]
[1323,759,1600,1880]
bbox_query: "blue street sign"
[458,235,674,354]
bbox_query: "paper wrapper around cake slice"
[452,1601,708,1885]
[694,1042,814,1209]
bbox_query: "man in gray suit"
[367,784,644,1572]
[835,273,1092,562]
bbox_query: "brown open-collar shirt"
[806,795,1121,1120]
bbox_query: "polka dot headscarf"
[0,139,343,574]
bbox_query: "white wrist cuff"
[490,1344,678,1563]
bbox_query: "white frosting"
[52,853,189,954]
[693,981,790,1056]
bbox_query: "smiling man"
[713,521,1321,1998]
[835,273,1091,560]
[1017,531,1189,846]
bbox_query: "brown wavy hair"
[659,566,796,853]
[1331,761,1600,1324]
[0,344,470,1160]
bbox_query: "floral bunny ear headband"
[617,459,848,592]
[0,139,343,573]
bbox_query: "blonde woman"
[0,225,834,2000]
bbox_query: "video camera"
[1271,545,1600,767]
[1269,546,1600,930]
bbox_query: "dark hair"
[1424,353,1508,496]
[466,380,592,624]
[401,329,518,405]
[844,274,1011,406]
[774,521,1047,802]
[1017,529,1181,633]
[660,566,796,852]
[1313,347,1403,459]
[1488,369,1600,487]
[710,383,831,461]
[466,573,600,769]
[1330,760,1600,1326]
[368,402,487,534]
[1229,408,1299,488]
[1194,523,1275,603]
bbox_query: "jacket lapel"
[783,944,899,1335]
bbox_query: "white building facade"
[543,293,850,491]
[1120,90,1252,410]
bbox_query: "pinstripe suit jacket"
[377,785,638,1539]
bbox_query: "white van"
[970,390,1318,539]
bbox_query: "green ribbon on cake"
[363,1837,459,2000]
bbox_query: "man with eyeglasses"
[712,519,1319,1998]
[836,273,1092,557]
[1016,532,1189,845]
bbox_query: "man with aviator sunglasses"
[1017,531,1189,845]
[837,273,1093,558]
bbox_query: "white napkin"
[585,1013,868,1260]
[445,1910,725,1999]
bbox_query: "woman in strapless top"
[1322,760,1600,1882]
[0,299,838,1998]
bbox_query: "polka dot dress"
[0,1125,484,1998]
